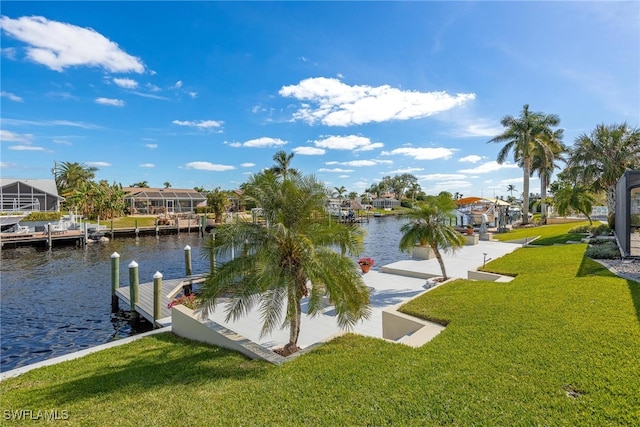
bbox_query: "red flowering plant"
[167,293,198,310]
[358,257,375,267]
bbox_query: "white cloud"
[387,167,424,174]
[240,162,256,167]
[188,91,198,98]
[0,129,31,143]
[279,77,475,126]
[1,118,101,129]
[0,16,144,73]
[292,146,325,155]
[381,147,457,160]
[146,83,161,92]
[113,77,138,89]
[173,80,183,89]
[95,97,125,107]
[418,173,467,181]
[242,137,287,148]
[9,144,44,151]
[145,143,158,149]
[139,163,155,168]
[53,139,72,145]
[172,119,223,129]
[1,91,23,102]
[1,47,17,60]
[318,168,354,173]
[0,161,16,168]
[184,161,235,171]
[339,159,393,167]
[86,161,111,167]
[458,161,519,174]
[459,155,482,163]
[313,135,383,151]
[131,91,169,100]
[339,175,350,178]
[423,180,473,194]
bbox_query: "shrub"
[568,225,590,234]
[23,212,62,222]
[585,241,620,259]
[589,223,610,236]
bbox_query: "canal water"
[0,216,409,372]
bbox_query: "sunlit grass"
[491,220,592,245]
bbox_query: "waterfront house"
[0,178,63,212]
[123,187,206,214]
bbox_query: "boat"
[0,213,28,232]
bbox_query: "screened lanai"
[0,178,63,212]
[123,187,206,214]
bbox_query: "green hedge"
[23,212,62,222]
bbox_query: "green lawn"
[102,216,158,228]
[1,227,639,425]
[492,220,592,245]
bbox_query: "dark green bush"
[23,212,62,222]
[590,223,610,236]
[585,241,620,259]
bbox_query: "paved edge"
[0,327,171,381]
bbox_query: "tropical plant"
[563,123,640,222]
[206,187,230,223]
[270,150,299,179]
[531,129,566,223]
[163,181,172,188]
[552,181,596,225]
[199,171,371,355]
[130,181,149,188]
[506,184,516,198]
[357,257,375,266]
[489,104,562,225]
[399,192,465,280]
[53,161,98,201]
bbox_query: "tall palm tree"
[531,129,566,223]
[53,161,98,197]
[565,123,640,221]
[163,181,172,188]
[270,150,299,179]
[199,171,371,355]
[489,104,561,225]
[506,184,516,199]
[399,192,465,280]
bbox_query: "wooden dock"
[115,274,207,327]
[0,230,85,249]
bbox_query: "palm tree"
[506,184,516,199]
[199,171,371,355]
[333,185,347,220]
[531,129,566,223]
[206,187,229,223]
[553,181,596,225]
[163,181,172,188]
[489,104,561,225]
[53,161,98,197]
[564,123,640,223]
[130,181,149,188]
[399,192,465,280]
[270,150,299,179]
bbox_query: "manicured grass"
[2,230,639,425]
[491,220,592,245]
[103,216,158,228]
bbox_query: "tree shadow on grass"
[34,332,268,406]
[577,255,640,324]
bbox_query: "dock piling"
[153,271,163,323]
[210,231,216,273]
[183,245,193,295]
[129,260,139,321]
[46,223,52,248]
[111,252,120,312]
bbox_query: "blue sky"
[1,1,638,198]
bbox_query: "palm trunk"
[432,245,448,280]
[540,172,548,223]
[605,185,616,218]
[522,160,531,225]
